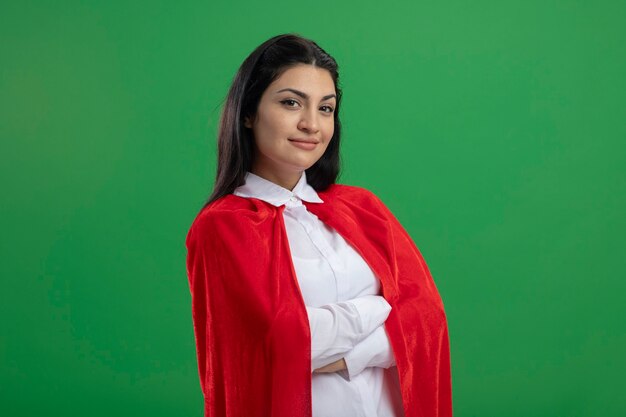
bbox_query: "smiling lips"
[289,138,319,150]
[289,138,319,143]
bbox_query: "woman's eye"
[280,99,334,114]
[280,99,299,107]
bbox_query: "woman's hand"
[313,358,347,373]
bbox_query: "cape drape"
[185,183,452,417]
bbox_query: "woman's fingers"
[313,358,346,373]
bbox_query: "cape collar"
[233,170,324,207]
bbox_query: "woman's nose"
[297,108,320,132]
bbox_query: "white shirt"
[233,171,405,417]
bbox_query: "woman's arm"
[341,324,396,379]
[314,324,395,377]
[307,294,392,371]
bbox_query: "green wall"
[1,1,624,416]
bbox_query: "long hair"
[202,33,343,209]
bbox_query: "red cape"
[186,183,452,417]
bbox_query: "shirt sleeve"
[307,295,392,371]
[341,324,397,380]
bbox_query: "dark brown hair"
[202,33,343,209]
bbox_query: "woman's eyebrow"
[275,88,336,101]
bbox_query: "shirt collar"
[233,170,324,207]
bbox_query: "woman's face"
[244,64,336,189]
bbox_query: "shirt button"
[290,196,297,202]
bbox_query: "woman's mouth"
[288,139,318,150]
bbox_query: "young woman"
[185,33,452,417]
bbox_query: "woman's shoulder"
[323,182,386,207]
[186,193,280,242]
[323,183,401,225]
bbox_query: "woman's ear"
[244,115,253,129]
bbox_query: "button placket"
[305,226,344,299]
[295,207,343,300]
[285,195,303,209]
[355,374,379,417]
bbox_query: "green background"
[1,1,624,416]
